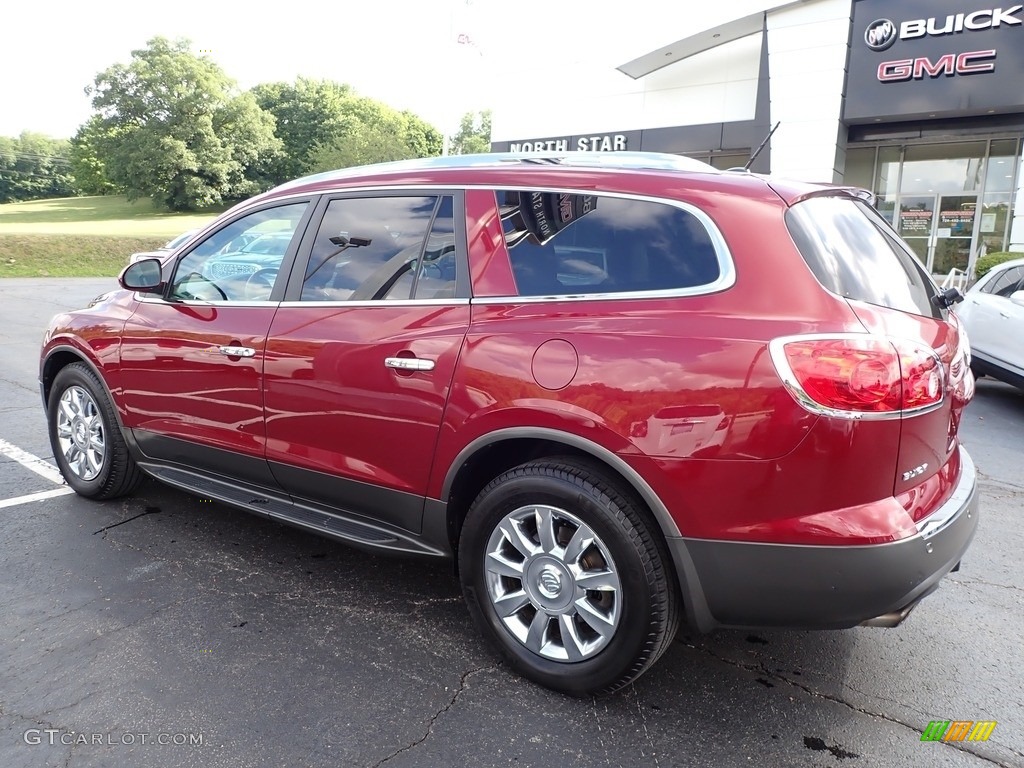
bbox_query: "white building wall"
[765,0,852,182]
[490,33,762,142]
[637,35,762,131]
[490,0,861,184]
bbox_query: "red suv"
[40,153,978,696]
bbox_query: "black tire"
[47,362,143,500]
[458,456,679,696]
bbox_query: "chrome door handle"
[218,345,256,358]
[384,357,435,372]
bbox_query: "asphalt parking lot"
[1,278,1022,768]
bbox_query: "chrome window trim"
[136,296,471,309]
[278,298,471,308]
[192,184,735,305]
[477,186,734,302]
[768,332,947,421]
[469,285,729,305]
[135,296,279,308]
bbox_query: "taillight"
[769,334,944,418]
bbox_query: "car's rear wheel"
[47,362,143,500]
[458,456,679,696]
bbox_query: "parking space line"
[0,436,66,486]
[0,487,74,510]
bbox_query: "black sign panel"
[845,0,1024,122]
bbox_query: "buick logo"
[538,567,563,598]
[865,18,897,51]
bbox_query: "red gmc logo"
[877,49,997,81]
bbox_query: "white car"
[128,229,199,264]
[957,257,1024,391]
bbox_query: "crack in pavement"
[951,577,1024,595]
[678,639,1022,768]
[631,685,660,767]
[92,508,161,536]
[0,703,77,768]
[370,664,500,767]
[590,698,610,762]
[0,598,108,643]
[0,375,37,395]
[976,476,1024,496]
[3,599,185,677]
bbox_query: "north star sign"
[509,135,629,152]
[867,5,1021,82]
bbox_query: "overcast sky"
[1,0,772,139]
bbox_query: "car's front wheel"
[47,362,142,500]
[459,457,679,696]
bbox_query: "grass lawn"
[0,195,226,277]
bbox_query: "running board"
[141,464,446,557]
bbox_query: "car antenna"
[743,122,780,172]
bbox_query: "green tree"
[86,37,282,210]
[308,96,442,172]
[250,78,353,184]
[69,116,118,196]
[0,132,76,203]
[449,110,492,155]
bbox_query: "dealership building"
[490,0,1024,278]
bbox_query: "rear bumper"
[668,447,979,632]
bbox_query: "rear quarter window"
[786,196,943,319]
[496,190,727,297]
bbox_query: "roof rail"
[278,151,717,190]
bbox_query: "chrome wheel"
[484,504,621,662]
[55,385,105,481]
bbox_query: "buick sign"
[865,19,898,50]
[865,5,1023,50]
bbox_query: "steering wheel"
[422,261,444,281]
[175,272,228,302]
[244,268,278,300]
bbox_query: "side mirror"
[1010,290,1024,307]
[932,286,964,309]
[119,259,164,293]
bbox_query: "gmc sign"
[877,49,997,81]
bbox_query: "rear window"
[786,196,942,319]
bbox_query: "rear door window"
[496,190,726,297]
[982,266,1024,297]
[299,195,452,302]
[786,196,943,318]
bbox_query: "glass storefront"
[684,151,752,170]
[844,138,1021,278]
